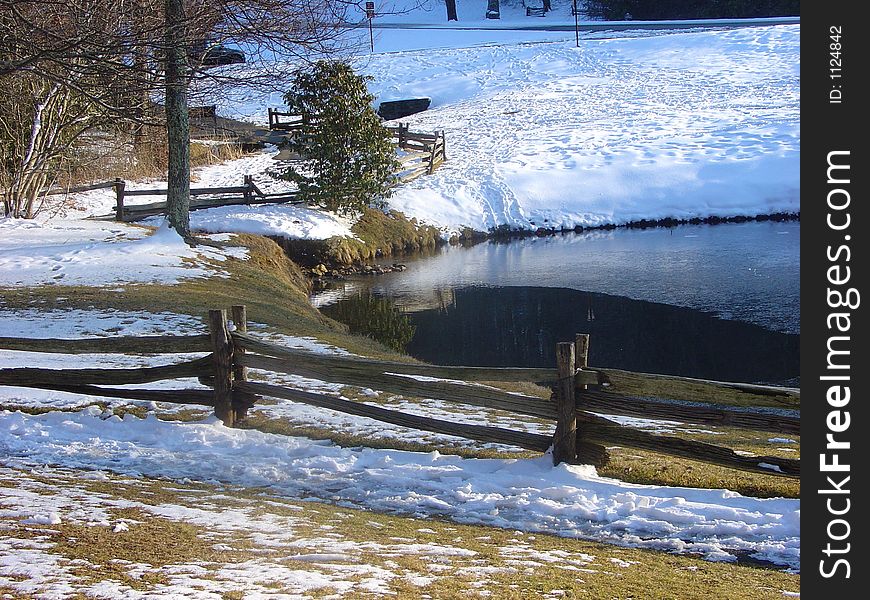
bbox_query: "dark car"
[200,45,245,67]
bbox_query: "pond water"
[315,221,800,385]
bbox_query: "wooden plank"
[575,389,800,436]
[237,381,553,452]
[577,413,800,477]
[208,309,234,427]
[0,334,212,354]
[398,152,429,164]
[0,356,214,387]
[121,193,301,219]
[6,382,216,406]
[402,142,431,153]
[398,168,429,183]
[251,182,267,199]
[398,171,426,185]
[43,180,118,197]
[552,342,577,465]
[234,332,585,383]
[600,368,800,398]
[403,132,439,143]
[239,353,559,420]
[577,441,610,467]
[124,185,249,197]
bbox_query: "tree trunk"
[446,0,458,21]
[164,0,191,239]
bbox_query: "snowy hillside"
[211,16,799,236]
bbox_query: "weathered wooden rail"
[268,108,307,132]
[384,123,447,183]
[112,175,301,222]
[0,306,800,477]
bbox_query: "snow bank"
[363,25,799,234]
[0,408,800,569]
[210,24,798,238]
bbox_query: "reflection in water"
[361,221,800,335]
[314,222,800,385]
[322,293,416,353]
[377,286,798,385]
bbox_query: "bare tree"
[445,0,458,21]
[1,0,358,236]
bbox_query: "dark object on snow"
[377,98,431,121]
[201,45,245,67]
[486,0,500,18]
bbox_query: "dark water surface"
[315,222,800,385]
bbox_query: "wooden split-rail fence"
[0,306,799,477]
[50,177,302,222]
[269,109,447,183]
[112,176,301,222]
[49,112,446,222]
[384,123,447,183]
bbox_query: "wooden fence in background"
[107,176,301,222]
[384,123,447,183]
[269,110,447,182]
[268,108,307,132]
[0,306,799,477]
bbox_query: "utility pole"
[573,0,580,47]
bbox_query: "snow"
[26,12,796,242]
[0,407,800,570]
[194,19,800,238]
[364,25,799,235]
[0,219,247,287]
[0,2,801,588]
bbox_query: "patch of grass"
[0,233,408,362]
[1,466,799,599]
[274,207,444,267]
[598,448,800,499]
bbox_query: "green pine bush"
[274,60,399,215]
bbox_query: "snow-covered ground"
[14,12,799,242]
[1,308,801,573]
[211,5,799,236]
[366,25,799,234]
[1,3,800,590]
[0,221,249,287]
[0,408,800,570]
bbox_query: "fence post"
[208,309,234,427]
[553,341,577,465]
[243,175,253,204]
[574,333,589,381]
[573,333,590,463]
[114,178,125,221]
[230,305,249,422]
[440,130,447,161]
